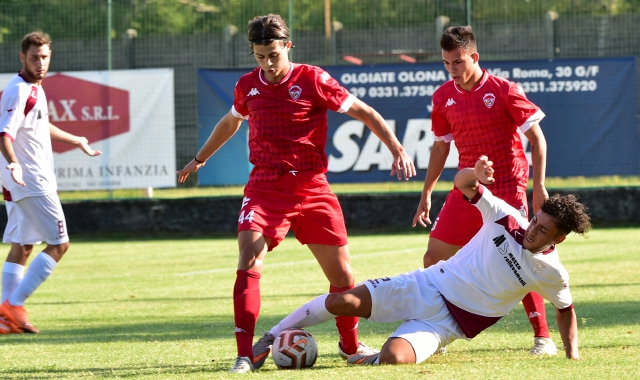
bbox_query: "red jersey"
[232,63,354,182]
[431,70,544,196]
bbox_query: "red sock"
[330,284,359,355]
[233,270,261,359]
[522,291,550,338]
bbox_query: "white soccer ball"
[272,328,318,370]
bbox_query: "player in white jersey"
[259,156,590,364]
[0,32,101,334]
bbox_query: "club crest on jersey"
[483,93,496,108]
[289,85,302,101]
[533,261,546,273]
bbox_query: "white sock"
[270,294,336,337]
[8,253,56,306]
[2,262,25,304]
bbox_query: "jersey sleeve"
[314,69,353,113]
[531,265,573,311]
[430,92,454,143]
[231,80,250,119]
[467,185,522,224]
[0,86,25,140]
[506,83,543,133]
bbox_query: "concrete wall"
[0,187,636,235]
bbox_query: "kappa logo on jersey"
[289,85,302,101]
[445,98,456,107]
[248,88,260,96]
[483,93,496,108]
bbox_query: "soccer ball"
[272,328,318,370]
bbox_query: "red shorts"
[238,171,348,251]
[430,187,528,247]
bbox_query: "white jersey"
[0,73,57,202]
[425,185,572,338]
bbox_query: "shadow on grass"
[0,360,342,378]
[27,292,330,306]
[0,300,636,347]
[70,224,640,243]
[0,363,218,378]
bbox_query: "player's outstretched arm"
[0,135,25,186]
[177,111,244,183]
[556,307,579,359]
[49,124,102,156]
[345,98,416,180]
[454,156,495,200]
[413,140,450,227]
[524,123,548,213]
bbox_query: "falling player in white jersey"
[0,32,101,334]
[260,156,590,364]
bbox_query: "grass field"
[0,228,639,379]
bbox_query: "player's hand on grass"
[390,150,416,180]
[176,159,205,183]
[474,156,495,185]
[412,196,432,228]
[7,162,26,187]
[77,137,102,157]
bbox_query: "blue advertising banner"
[197,57,638,185]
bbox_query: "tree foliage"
[0,0,638,42]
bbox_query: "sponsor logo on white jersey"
[248,88,260,96]
[483,93,496,108]
[289,85,302,101]
[445,98,456,107]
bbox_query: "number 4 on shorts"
[238,210,255,224]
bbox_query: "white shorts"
[363,269,465,363]
[3,195,68,246]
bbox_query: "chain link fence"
[1,0,639,186]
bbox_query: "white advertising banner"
[0,68,176,190]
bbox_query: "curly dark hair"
[440,26,477,53]
[540,194,592,236]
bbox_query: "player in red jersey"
[177,14,416,373]
[412,26,555,355]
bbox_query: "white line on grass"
[176,247,424,276]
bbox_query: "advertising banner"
[0,68,176,190]
[199,57,638,185]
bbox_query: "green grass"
[53,175,640,201]
[0,228,639,379]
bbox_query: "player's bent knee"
[379,338,417,364]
